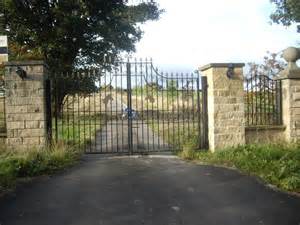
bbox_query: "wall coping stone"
[4,60,48,68]
[275,68,300,80]
[199,63,245,72]
[246,125,286,131]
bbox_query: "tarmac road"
[0,156,300,225]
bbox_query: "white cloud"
[133,0,299,71]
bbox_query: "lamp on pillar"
[16,66,27,80]
[226,63,235,79]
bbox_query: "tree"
[245,52,286,120]
[0,0,163,115]
[1,0,163,69]
[246,51,286,79]
[270,0,300,32]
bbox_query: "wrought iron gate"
[51,59,208,154]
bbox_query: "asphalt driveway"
[0,156,300,225]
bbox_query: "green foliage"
[0,0,163,69]
[7,42,43,61]
[0,144,82,191]
[166,80,177,99]
[54,114,106,145]
[150,121,200,151]
[246,51,285,79]
[179,143,300,193]
[0,0,163,114]
[132,83,162,96]
[270,0,300,30]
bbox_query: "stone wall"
[245,126,286,144]
[4,61,49,149]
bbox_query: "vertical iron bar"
[276,80,282,125]
[246,78,249,126]
[88,71,92,152]
[115,66,119,153]
[104,67,108,153]
[61,72,65,144]
[161,72,165,150]
[155,66,160,151]
[72,73,75,143]
[182,74,186,139]
[192,76,196,132]
[83,71,86,152]
[151,62,155,152]
[196,78,202,149]
[171,73,176,150]
[54,73,58,142]
[77,72,81,148]
[186,75,191,139]
[263,76,266,125]
[120,63,124,152]
[259,75,262,125]
[93,70,97,153]
[109,69,113,153]
[45,78,52,145]
[166,74,170,150]
[251,76,254,125]
[140,59,145,151]
[269,79,271,125]
[66,73,70,142]
[134,58,138,153]
[145,61,150,152]
[176,73,180,150]
[127,62,133,154]
[201,77,208,149]
[98,69,103,153]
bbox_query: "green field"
[149,120,201,151]
[52,114,106,146]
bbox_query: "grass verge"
[179,143,300,193]
[53,115,106,147]
[0,143,83,192]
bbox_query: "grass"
[179,143,300,193]
[53,114,106,146]
[149,120,201,151]
[0,143,83,192]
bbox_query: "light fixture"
[16,67,27,80]
[227,64,234,79]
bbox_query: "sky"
[132,0,299,72]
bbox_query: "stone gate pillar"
[200,63,245,152]
[275,47,300,142]
[4,61,49,149]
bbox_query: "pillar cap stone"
[275,47,300,80]
[4,60,48,68]
[199,63,245,72]
[282,47,300,63]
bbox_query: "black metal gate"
[51,59,208,154]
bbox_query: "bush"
[179,143,300,193]
[0,143,82,190]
